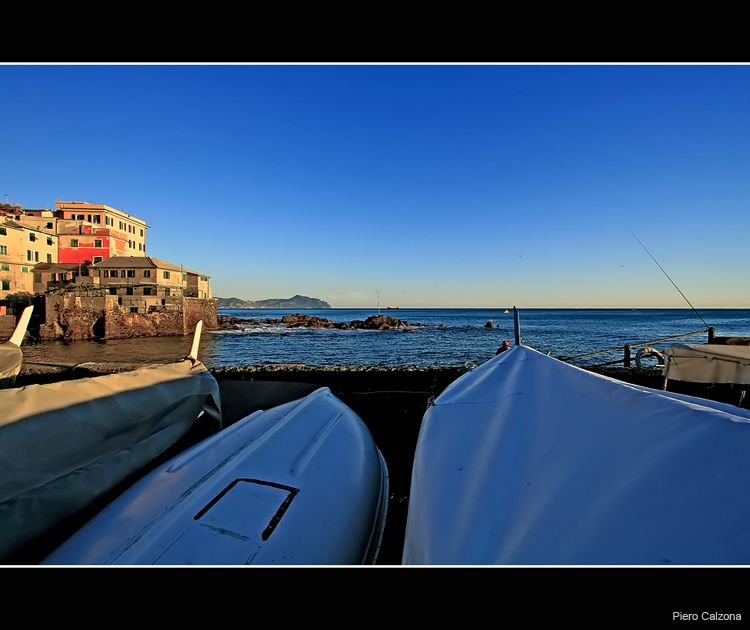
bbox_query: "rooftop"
[90,256,208,277]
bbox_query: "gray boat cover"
[663,343,750,384]
[403,345,750,565]
[0,358,221,562]
[0,345,23,389]
[0,305,33,389]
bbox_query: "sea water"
[19,308,750,369]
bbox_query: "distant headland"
[216,295,332,309]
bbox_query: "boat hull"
[403,345,750,565]
[43,387,388,565]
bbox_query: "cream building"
[0,218,59,296]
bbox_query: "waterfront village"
[0,200,217,340]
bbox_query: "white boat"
[0,321,222,563]
[43,387,389,565]
[403,343,750,565]
[0,305,33,389]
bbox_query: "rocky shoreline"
[217,313,445,331]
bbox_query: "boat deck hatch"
[152,479,299,564]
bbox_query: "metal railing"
[560,328,712,368]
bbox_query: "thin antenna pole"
[627,227,710,330]
[513,306,521,345]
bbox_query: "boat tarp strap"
[403,345,750,565]
[0,359,221,562]
[663,343,750,385]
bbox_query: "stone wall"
[40,294,111,341]
[0,315,17,340]
[39,294,217,340]
[182,296,218,332]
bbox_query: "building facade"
[89,256,211,313]
[24,201,149,265]
[0,218,59,296]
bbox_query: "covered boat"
[662,343,750,386]
[0,321,222,563]
[403,344,750,565]
[0,305,33,389]
[43,387,389,565]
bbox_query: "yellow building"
[90,256,211,312]
[1,218,59,296]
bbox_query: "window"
[163,271,170,279]
[87,215,92,223]
[130,307,138,313]
[46,254,52,263]
[109,287,117,295]
[127,270,135,278]
[94,239,102,248]
[0,228,5,235]
[143,287,152,296]
[70,239,79,247]
[33,273,41,283]
[93,256,103,263]
[143,270,150,277]
[46,222,54,229]
[93,215,101,224]
[1,264,8,270]
[126,287,134,295]
[110,270,118,278]
[182,273,187,281]
[34,251,39,262]
[103,270,109,277]
[138,243,142,251]
[119,221,125,230]
[29,233,36,242]
[76,214,84,220]
[140,229,143,237]
[0,246,6,255]
[47,237,53,246]
[1,280,9,291]
[164,288,171,296]
[21,267,28,273]
[27,250,32,261]
[51,273,57,282]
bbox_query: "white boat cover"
[0,358,221,562]
[663,343,750,385]
[403,345,750,565]
[43,388,388,565]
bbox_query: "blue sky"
[2,63,749,308]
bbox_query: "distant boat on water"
[387,306,399,310]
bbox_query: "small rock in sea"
[484,320,496,328]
